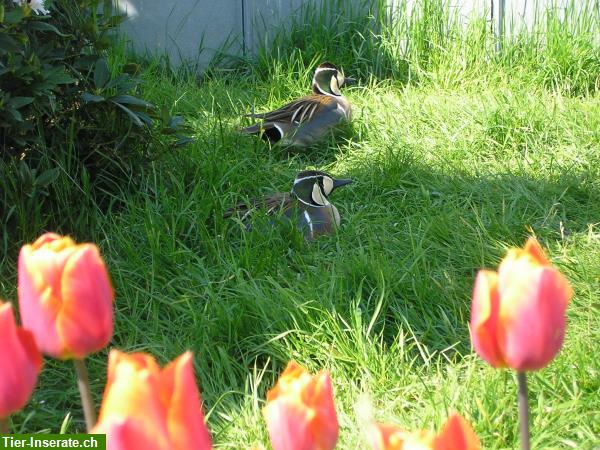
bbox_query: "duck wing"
[245,95,335,125]
[224,192,294,220]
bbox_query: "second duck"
[224,170,352,241]
[241,62,354,147]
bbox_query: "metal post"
[496,0,505,52]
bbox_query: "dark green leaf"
[81,92,105,103]
[4,8,25,24]
[174,135,195,146]
[45,68,76,85]
[94,58,110,89]
[112,102,144,127]
[135,111,153,126]
[7,108,22,121]
[8,97,34,108]
[28,22,70,36]
[169,116,185,128]
[35,168,60,187]
[110,95,154,109]
[0,34,21,53]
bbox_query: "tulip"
[92,350,212,450]
[470,237,572,371]
[263,361,338,450]
[369,413,480,450]
[18,232,114,359]
[0,301,43,425]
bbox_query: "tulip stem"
[74,359,96,432]
[517,372,531,450]
[0,417,9,434]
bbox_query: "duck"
[241,62,354,147]
[224,170,352,240]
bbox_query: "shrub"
[0,0,190,253]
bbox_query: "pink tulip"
[470,237,572,371]
[92,350,212,450]
[0,301,43,418]
[263,361,338,450]
[369,413,480,450]
[18,233,113,359]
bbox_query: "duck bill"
[343,77,356,86]
[332,178,353,190]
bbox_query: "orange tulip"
[0,301,43,418]
[369,413,479,450]
[92,350,212,450]
[263,361,338,450]
[470,237,572,371]
[18,233,113,359]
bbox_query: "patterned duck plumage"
[241,63,354,147]
[224,170,352,241]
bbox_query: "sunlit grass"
[1,0,599,448]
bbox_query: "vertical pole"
[496,0,505,52]
[241,0,247,57]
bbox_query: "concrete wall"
[115,0,599,68]
[115,0,338,68]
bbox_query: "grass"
[1,0,600,448]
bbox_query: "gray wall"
[115,0,332,68]
[115,0,599,69]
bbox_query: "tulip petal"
[471,237,573,372]
[162,352,212,450]
[368,423,408,450]
[58,245,113,358]
[0,302,42,418]
[470,270,506,368]
[96,350,171,446]
[94,350,212,450]
[500,266,572,371]
[264,362,338,450]
[265,398,314,450]
[96,417,170,450]
[18,245,66,356]
[433,414,480,450]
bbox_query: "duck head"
[312,62,355,96]
[291,170,353,207]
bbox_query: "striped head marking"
[312,62,349,96]
[292,170,352,206]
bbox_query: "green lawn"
[3,2,600,448]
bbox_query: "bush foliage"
[0,0,190,252]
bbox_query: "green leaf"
[44,68,76,85]
[4,8,25,24]
[110,95,154,109]
[35,168,60,187]
[94,58,110,89]
[8,97,34,108]
[0,34,21,53]
[81,92,105,103]
[0,5,5,24]
[28,22,70,37]
[111,102,144,127]
[7,108,22,121]
[174,135,195,147]
[135,111,153,126]
[169,116,185,128]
